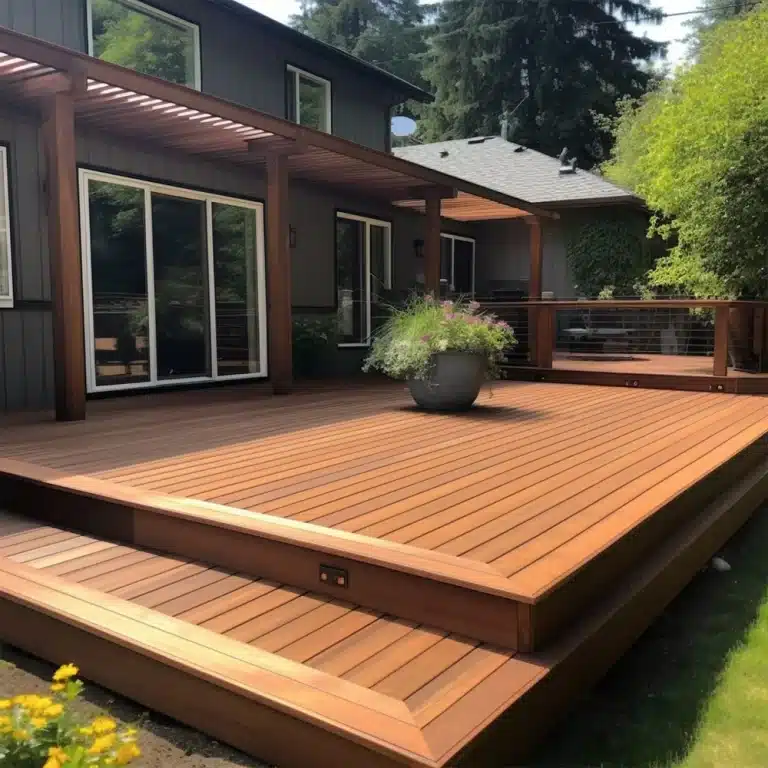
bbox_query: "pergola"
[0,26,555,421]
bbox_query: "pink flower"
[424,294,434,303]
[421,334,432,343]
[444,312,457,321]
[496,320,510,330]
[468,301,481,312]
[441,300,454,309]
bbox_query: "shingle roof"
[394,137,641,206]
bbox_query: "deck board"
[2,381,768,608]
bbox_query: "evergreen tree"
[291,0,429,91]
[419,0,665,168]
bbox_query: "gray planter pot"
[408,352,487,412]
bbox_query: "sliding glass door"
[440,233,476,297]
[80,171,267,392]
[336,212,392,347]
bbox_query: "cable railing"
[480,298,768,381]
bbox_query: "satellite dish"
[391,115,417,137]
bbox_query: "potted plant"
[363,295,516,411]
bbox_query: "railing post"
[535,306,554,369]
[713,305,729,377]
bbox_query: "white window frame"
[336,211,392,348]
[0,147,13,309]
[79,169,268,393]
[287,64,332,133]
[440,233,476,296]
[86,0,202,90]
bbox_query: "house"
[395,136,647,299]
[0,0,552,419]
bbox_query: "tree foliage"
[291,0,428,92]
[604,3,768,297]
[417,0,665,168]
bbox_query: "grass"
[529,506,768,768]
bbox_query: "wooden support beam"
[423,194,442,296]
[266,153,293,394]
[713,305,729,377]
[42,89,86,422]
[535,306,554,369]
[526,216,543,300]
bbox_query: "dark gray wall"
[0,0,395,151]
[0,108,55,412]
[474,217,577,298]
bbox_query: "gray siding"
[0,0,395,151]
[0,0,85,48]
[0,108,54,412]
[474,218,576,298]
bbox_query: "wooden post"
[266,153,292,394]
[526,216,543,300]
[424,194,441,296]
[535,306,554,369]
[713,305,729,377]
[43,90,86,422]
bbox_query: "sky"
[240,0,694,65]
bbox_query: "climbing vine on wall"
[563,210,656,298]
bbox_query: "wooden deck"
[1,381,768,766]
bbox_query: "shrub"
[363,295,516,380]
[0,664,141,767]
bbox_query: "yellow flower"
[12,728,30,741]
[92,716,117,734]
[50,683,66,693]
[44,703,64,718]
[79,725,94,737]
[88,733,116,754]
[31,716,48,728]
[43,758,62,768]
[0,699,10,710]
[53,664,79,682]
[114,742,141,765]
[0,715,11,733]
[48,746,69,762]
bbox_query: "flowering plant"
[0,664,141,767]
[363,295,516,380]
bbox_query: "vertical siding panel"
[62,0,87,51]
[0,1,10,27]
[13,119,44,301]
[2,311,25,410]
[42,310,55,410]
[21,311,46,410]
[34,0,65,45]
[9,0,35,36]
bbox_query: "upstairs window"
[88,0,201,89]
[286,65,331,133]
[0,147,12,309]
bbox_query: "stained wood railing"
[480,299,768,392]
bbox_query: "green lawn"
[529,507,768,768]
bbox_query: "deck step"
[2,453,768,767]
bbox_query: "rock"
[712,556,731,572]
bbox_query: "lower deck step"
[3,453,768,766]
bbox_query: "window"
[286,65,331,133]
[440,234,476,297]
[80,170,267,392]
[0,147,12,309]
[88,0,201,89]
[336,212,392,346]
